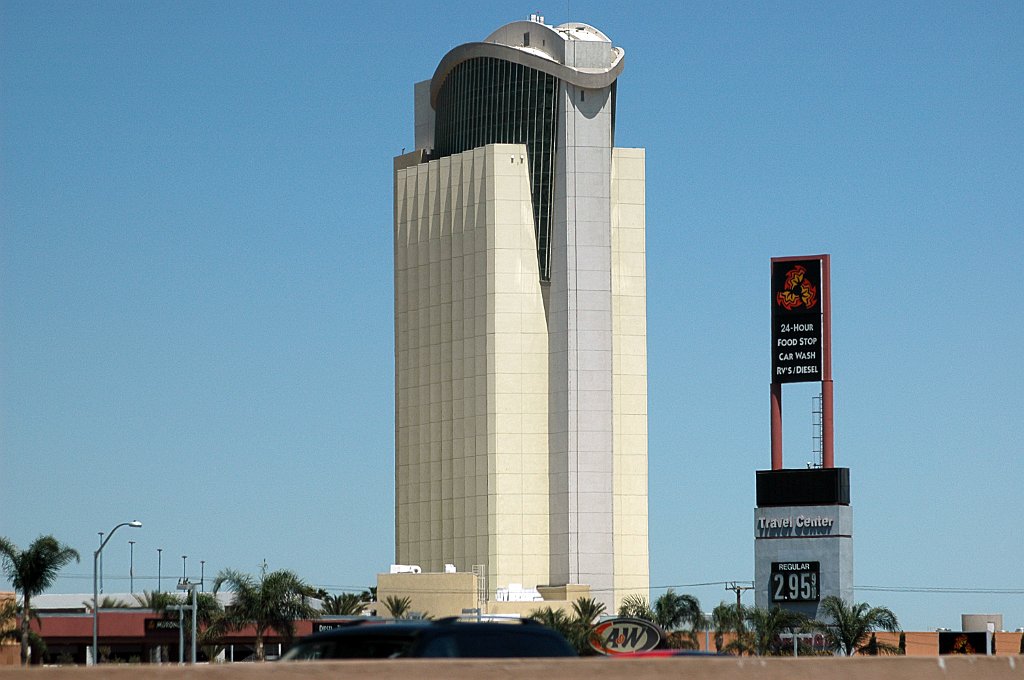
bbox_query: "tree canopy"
[320,592,367,616]
[528,597,605,655]
[813,596,900,656]
[382,595,412,619]
[211,567,316,661]
[618,590,704,649]
[0,535,80,665]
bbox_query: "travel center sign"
[771,258,824,383]
[757,514,835,535]
[755,505,844,538]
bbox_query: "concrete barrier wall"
[0,656,1021,680]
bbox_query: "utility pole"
[722,582,753,647]
[129,540,135,594]
[725,582,754,619]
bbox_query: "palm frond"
[382,595,412,619]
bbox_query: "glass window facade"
[433,57,559,281]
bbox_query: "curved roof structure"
[429,19,625,108]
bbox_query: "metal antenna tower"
[811,393,823,468]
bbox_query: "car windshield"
[282,634,416,660]
[416,629,575,657]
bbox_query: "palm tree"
[617,593,655,620]
[653,590,703,649]
[712,602,750,654]
[526,598,606,654]
[653,590,702,630]
[619,591,704,649]
[212,567,317,661]
[382,595,412,619]
[528,606,578,645]
[570,597,606,653]
[0,535,80,665]
[321,592,366,616]
[745,605,807,656]
[133,590,182,612]
[813,596,900,656]
[83,595,131,611]
[191,592,226,661]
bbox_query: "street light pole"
[176,579,199,664]
[200,561,205,592]
[93,520,142,665]
[128,541,135,594]
[181,555,187,581]
[97,532,104,594]
[157,548,163,593]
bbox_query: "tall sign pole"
[757,255,850,623]
[820,256,834,468]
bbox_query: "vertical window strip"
[431,57,560,281]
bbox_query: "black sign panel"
[772,259,823,383]
[312,621,359,633]
[756,468,850,507]
[939,631,992,655]
[770,561,820,603]
[144,618,180,634]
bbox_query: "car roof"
[302,617,552,640]
[303,621,430,640]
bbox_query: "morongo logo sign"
[589,617,662,655]
[775,264,819,311]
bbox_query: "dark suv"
[281,618,576,659]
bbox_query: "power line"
[856,585,1024,595]
[29,574,1024,597]
[653,582,1024,595]
[651,581,738,590]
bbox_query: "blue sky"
[2,1,1021,631]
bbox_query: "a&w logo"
[589,617,663,655]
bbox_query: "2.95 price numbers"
[770,562,820,603]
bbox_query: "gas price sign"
[770,562,820,603]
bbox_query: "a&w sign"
[588,617,663,655]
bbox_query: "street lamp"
[176,578,199,664]
[200,560,205,592]
[93,520,142,665]
[157,548,163,593]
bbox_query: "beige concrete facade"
[377,573,480,620]
[394,144,551,595]
[394,144,647,608]
[376,572,588,620]
[610,148,649,600]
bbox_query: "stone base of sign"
[754,468,854,620]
